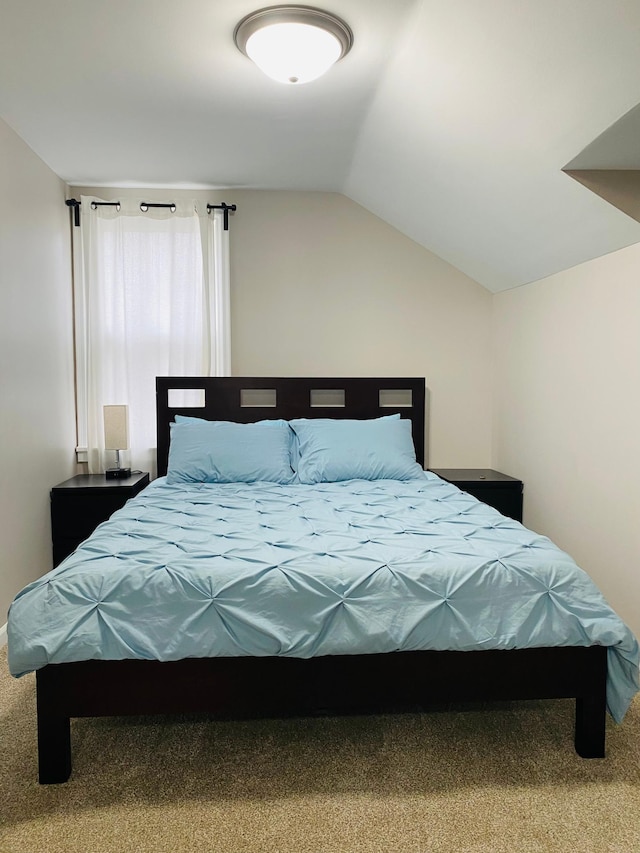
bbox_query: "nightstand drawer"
[51,493,133,540]
[462,484,522,521]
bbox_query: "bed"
[7,376,639,784]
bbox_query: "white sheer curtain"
[76,196,230,477]
[200,204,231,376]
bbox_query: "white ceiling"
[1,0,640,291]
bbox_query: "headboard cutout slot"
[168,388,205,408]
[310,389,345,408]
[379,389,412,408]
[240,388,277,408]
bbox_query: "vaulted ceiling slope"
[1,0,640,291]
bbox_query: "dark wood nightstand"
[429,468,523,522]
[50,472,150,566]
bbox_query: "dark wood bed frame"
[35,377,608,783]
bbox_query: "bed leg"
[37,712,71,783]
[574,695,606,758]
[36,670,72,783]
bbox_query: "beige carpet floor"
[1,645,639,853]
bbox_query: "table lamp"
[103,405,131,479]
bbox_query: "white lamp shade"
[103,405,129,450]
[246,21,342,84]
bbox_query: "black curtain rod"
[65,198,236,230]
[140,202,176,212]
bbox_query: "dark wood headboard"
[156,377,426,477]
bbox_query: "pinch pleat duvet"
[8,472,639,721]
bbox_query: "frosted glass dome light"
[235,6,353,85]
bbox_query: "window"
[74,197,230,477]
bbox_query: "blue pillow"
[174,415,297,471]
[287,413,400,472]
[290,417,424,484]
[167,420,294,484]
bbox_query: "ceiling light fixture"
[234,5,353,85]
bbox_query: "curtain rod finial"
[66,198,81,226]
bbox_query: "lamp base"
[105,467,131,480]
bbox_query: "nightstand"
[429,468,523,522]
[50,472,150,566]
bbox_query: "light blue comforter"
[8,473,639,721]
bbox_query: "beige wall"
[230,191,494,466]
[76,188,494,467]
[0,118,76,622]
[492,242,640,636]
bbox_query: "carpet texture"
[1,645,639,853]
